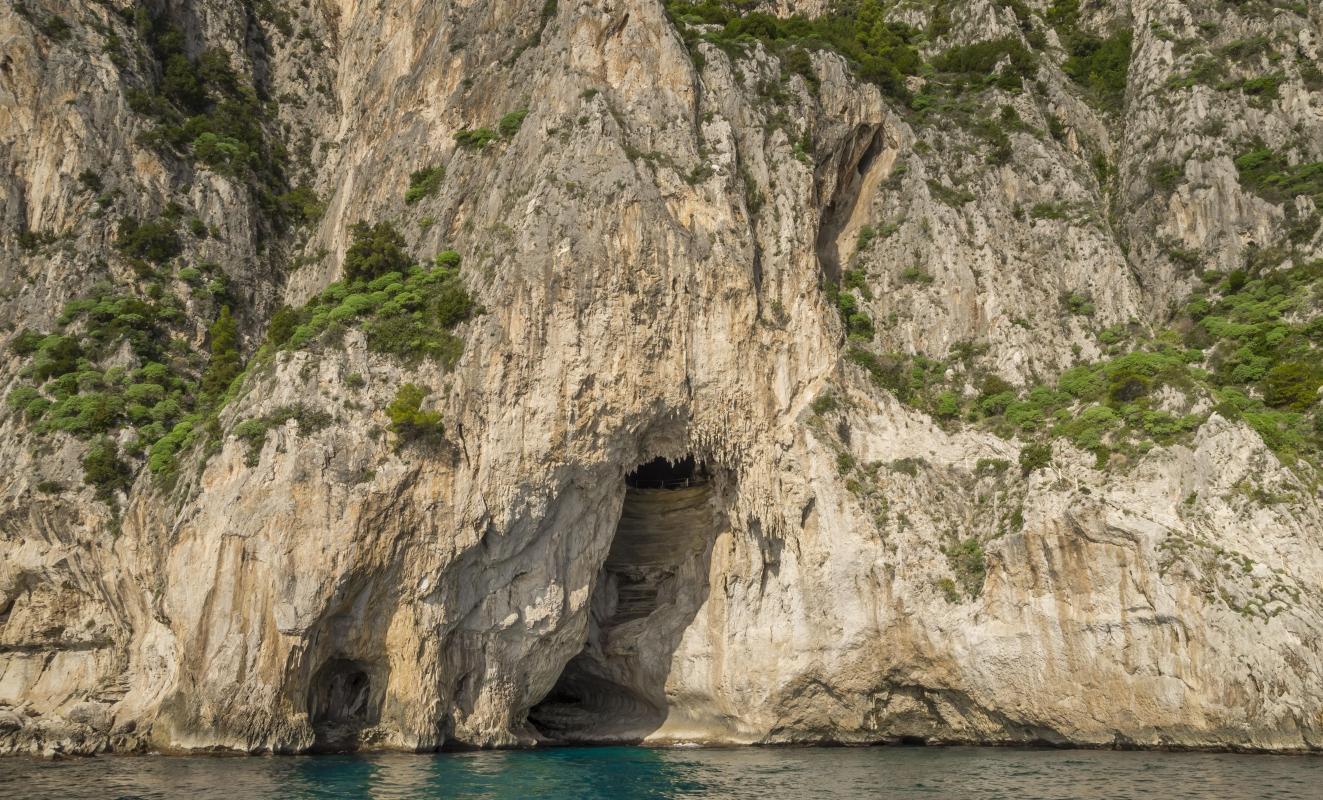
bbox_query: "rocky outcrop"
[1,0,1322,756]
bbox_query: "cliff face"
[2,0,1322,755]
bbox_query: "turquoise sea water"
[2,745,1321,799]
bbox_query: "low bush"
[116,216,181,265]
[499,109,528,137]
[404,165,445,205]
[1234,146,1323,205]
[665,1,922,100]
[386,383,444,442]
[945,537,987,597]
[1019,442,1052,474]
[1062,29,1132,110]
[343,221,412,281]
[454,127,499,150]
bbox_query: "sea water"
[2,745,1320,799]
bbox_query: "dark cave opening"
[625,455,706,488]
[308,658,380,750]
[528,456,719,743]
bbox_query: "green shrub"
[1150,159,1186,194]
[404,165,445,204]
[148,418,198,475]
[386,383,444,442]
[433,279,476,328]
[933,37,1036,90]
[27,335,82,381]
[848,347,914,401]
[1263,362,1320,410]
[1061,291,1095,316]
[1019,441,1052,474]
[901,266,933,284]
[454,128,499,149]
[83,437,130,502]
[927,180,976,206]
[1030,201,1069,220]
[945,537,986,597]
[200,306,241,401]
[9,329,44,356]
[498,109,529,137]
[343,221,412,280]
[365,315,464,365]
[1234,146,1323,205]
[7,385,42,412]
[811,391,838,416]
[265,305,299,346]
[192,131,250,172]
[855,225,877,251]
[1055,404,1119,451]
[116,216,181,264]
[665,1,921,100]
[1062,29,1132,110]
[77,170,102,193]
[889,457,924,476]
[269,241,476,366]
[276,185,323,223]
[937,577,961,603]
[1241,74,1284,102]
[934,390,961,419]
[233,404,333,466]
[233,418,271,466]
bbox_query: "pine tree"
[201,306,241,401]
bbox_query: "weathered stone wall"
[1,0,1321,755]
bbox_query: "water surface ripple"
[2,745,1320,799]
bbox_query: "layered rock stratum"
[2,0,1322,754]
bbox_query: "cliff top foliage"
[233,226,478,460]
[1234,144,1323,244]
[263,222,478,366]
[5,273,236,500]
[5,216,477,500]
[665,1,1134,113]
[1047,0,1133,111]
[115,6,316,228]
[665,1,923,99]
[842,256,1323,475]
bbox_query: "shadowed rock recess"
[530,457,719,743]
[2,0,1323,755]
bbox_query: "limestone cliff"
[2,0,1323,755]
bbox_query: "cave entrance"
[308,658,380,751]
[529,456,718,743]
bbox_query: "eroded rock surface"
[1,0,1322,754]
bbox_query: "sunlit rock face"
[2,0,1323,756]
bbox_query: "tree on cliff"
[201,306,241,402]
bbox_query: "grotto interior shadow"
[307,657,383,752]
[528,455,720,744]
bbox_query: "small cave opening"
[308,658,380,751]
[529,455,719,744]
